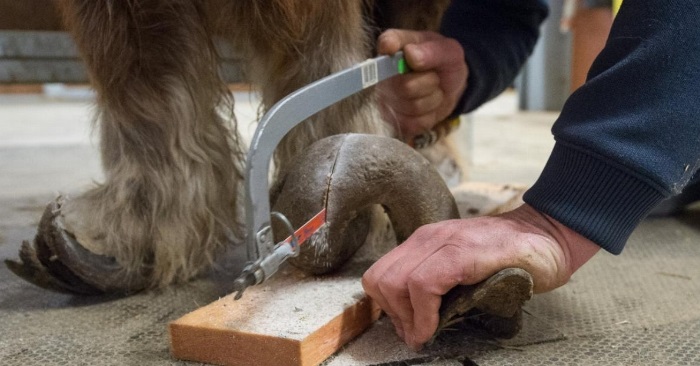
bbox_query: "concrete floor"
[1,89,699,365]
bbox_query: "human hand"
[376,29,468,140]
[361,203,600,350]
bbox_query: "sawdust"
[220,264,367,339]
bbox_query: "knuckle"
[406,274,431,293]
[444,37,464,53]
[361,274,375,293]
[377,276,407,298]
[379,29,399,43]
[410,224,438,242]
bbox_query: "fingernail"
[406,333,423,352]
[379,33,399,54]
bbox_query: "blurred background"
[0,0,616,107]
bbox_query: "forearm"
[440,0,548,114]
[525,0,700,254]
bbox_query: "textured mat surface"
[2,195,699,365]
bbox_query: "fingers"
[404,37,466,74]
[362,224,462,349]
[402,38,467,122]
[362,226,436,343]
[392,91,443,118]
[381,71,440,100]
[363,279,406,338]
[378,29,464,73]
[375,264,416,342]
[364,246,469,350]
[406,246,468,348]
[377,71,442,136]
[383,113,436,139]
[376,29,468,134]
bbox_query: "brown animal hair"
[41,0,452,290]
[212,0,385,173]
[57,0,244,288]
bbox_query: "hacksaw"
[232,52,410,299]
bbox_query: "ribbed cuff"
[523,143,666,254]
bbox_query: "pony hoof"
[5,197,148,295]
[436,268,534,339]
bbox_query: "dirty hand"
[362,203,600,350]
[376,29,468,140]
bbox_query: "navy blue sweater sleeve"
[440,0,548,114]
[524,0,700,254]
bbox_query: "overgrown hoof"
[272,134,459,274]
[5,197,148,295]
[436,268,534,339]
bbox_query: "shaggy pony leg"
[215,0,386,170]
[46,0,244,291]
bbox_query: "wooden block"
[169,262,381,366]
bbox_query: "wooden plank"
[0,84,43,94]
[169,262,382,366]
[169,182,526,366]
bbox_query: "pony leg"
[14,0,245,293]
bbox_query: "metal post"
[518,0,572,111]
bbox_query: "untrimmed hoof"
[436,268,533,339]
[5,197,148,295]
[272,134,459,274]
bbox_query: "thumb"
[403,37,465,73]
[377,29,442,55]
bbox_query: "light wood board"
[169,262,381,366]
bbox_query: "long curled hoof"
[436,268,534,339]
[272,133,460,274]
[5,197,148,295]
